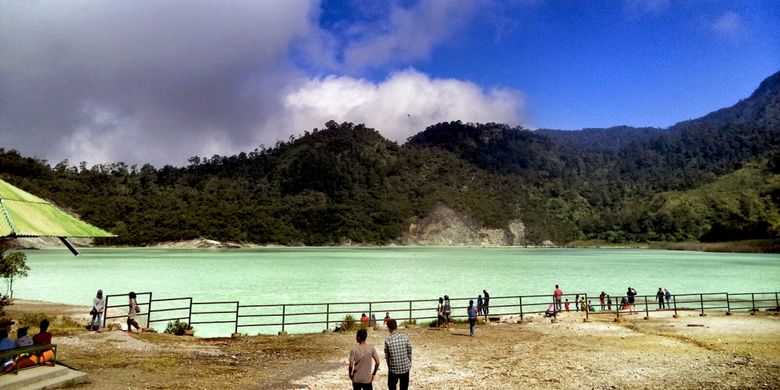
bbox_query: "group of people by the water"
[88,289,144,334]
[435,289,489,336]
[553,285,673,314]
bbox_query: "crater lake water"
[14,247,780,336]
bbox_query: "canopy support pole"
[59,237,79,256]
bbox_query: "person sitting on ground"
[33,320,52,345]
[15,327,33,348]
[621,296,630,310]
[588,300,596,312]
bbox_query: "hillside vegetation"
[1,71,779,249]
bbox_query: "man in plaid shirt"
[384,319,412,390]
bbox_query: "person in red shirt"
[553,285,563,312]
[33,319,52,345]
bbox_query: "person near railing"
[482,289,490,317]
[477,295,483,317]
[127,291,143,334]
[665,289,672,307]
[348,329,380,390]
[627,287,637,310]
[599,292,606,311]
[436,297,445,327]
[443,295,452,325]
[656,288,665,309]
[89,289,105,332]
[607,295,612,311]
[565,299,570,312]
[468,300,477,336]
[553,285,563,312]
[384,319,412,390]
[383,312,391,327]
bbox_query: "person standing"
[564,299,570,312]
[482,290,490,318]
[599,291,606,311]
[627,287,637,311]
[468,300,478,336]
[665,289,672,307]
[575,294,580,312]
[384,312,391,327]
[436,297,445,327]
[89,289,105,332]
[127,291,143,334]
[349,329,380,390]
[656,288,665,309]
[607,295,612,311]
[553,285,563,312]
[477,295,483,317]
[384,319,412,390]
[443,295,452,326]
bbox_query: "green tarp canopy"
[0,179,115,240]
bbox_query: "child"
[564,299,570,312]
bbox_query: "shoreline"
[2,299,779,389]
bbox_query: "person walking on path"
[348,329,380,390]
[477,295,483,316]
[553,285,563,312]
[384,319,412,390]
[127,291,143,334]
[665,289,672,307]
[482,290,490,318]
[599,292,606,311]
[89,289,105,332]
[656,288,665,309]
[467,300,478,336]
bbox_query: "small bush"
[19,312,50,328]
[339,315,355,332]
[164,319,193,336]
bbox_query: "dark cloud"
[0,1,318,166]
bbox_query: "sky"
[1,0,778,166]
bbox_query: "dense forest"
[1,71,779,247]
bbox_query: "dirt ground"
[4,300,780,389]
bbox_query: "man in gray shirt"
[349,328,380,390]
[384,319,412,390]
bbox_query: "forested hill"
[1,71,779,247]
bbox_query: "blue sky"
[316,0,779,129]
[1,0,778,165]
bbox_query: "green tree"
[1,251,30,299]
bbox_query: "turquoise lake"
[13,247,780,335]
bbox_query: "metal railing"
[102,291,779,336]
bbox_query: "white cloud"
[282,69,526,142]
[709,11,746,41]
[339,0,480,70]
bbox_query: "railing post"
[644,296,649,320]
[326,304,330,331]
[281,305,286,332]
[673,295,679,318]
[234,302,239,335]
[102,295,109,330]
[776,292,779,315]
[751,293,756,315]
[616,298,620,321]
[699,294,705,316]
[369,302,373,327]
[148,292,153,328]
[519,296,523,322]
[408,301,412,324]
[726,293,731,315]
